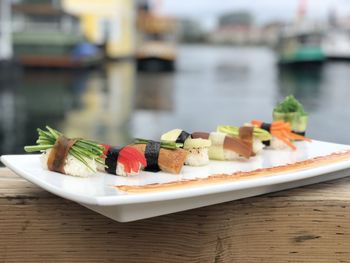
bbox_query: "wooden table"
[1,168,350,262]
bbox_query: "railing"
[1,167,350,262]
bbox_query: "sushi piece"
[100,144,147,176]
[25,126,105,177]
[161,129,211,166]
[191,131,253,160]
[273,95,308,136]
[183,138,211,166]
[251,120,311,150]
[217,125,271,154]
[132,139,187,174]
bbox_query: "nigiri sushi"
[100,144,147,176]
[191,131,253,160]
[161,129,211,166]
[273,95,308,136]
[251,120,311,150]
[25,126,104,177]
[132,139,187,174]
[217,125,271,154]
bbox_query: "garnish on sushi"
[161,129,211,166]
[273,95,308,136]
[132,139,187,174]
[251,120,311,150]
[24,126,105,177]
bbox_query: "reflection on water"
[278,61,350,143]
[62,62,136,145]
[132,45,278,139]
[1,44,350,164]
[136,73,174,111]
[278,64,323,111]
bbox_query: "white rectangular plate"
[2,140,350,222]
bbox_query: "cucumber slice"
[183,138,211,149]
[161,129,182,142]
[207,132,226,160]
[208,146,225,160]
[209,132,226,145]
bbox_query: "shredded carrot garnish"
[251,119,310,150]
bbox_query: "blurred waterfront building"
[11,0,98,67]
[62,0,135,59]
[219,11,253,28]
[261,22,285,47]
[135,0,177,71]
[9,0,135,67]
[178,19,206,43]
[0,0,12,61]
[208,11,266,45]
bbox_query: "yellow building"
[62,0,134,58]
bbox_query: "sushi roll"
[251,120,311,150]
[25,126,105,177]
[217,125,271,154]
[191,131,253,160]
[161,129,211,166]
[100,144,147,176]
[131,140,187,174]
[273,95,308,136]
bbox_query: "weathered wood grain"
[1,168,350,262]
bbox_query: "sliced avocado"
[217,125,271,141]
[253,127,272,141]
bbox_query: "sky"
[157,0,350,30]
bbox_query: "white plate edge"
[2,152,350,206]
[1,155,98,205]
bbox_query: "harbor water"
[1,44,350,162]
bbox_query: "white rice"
[208,145,224,160]
[208,145,241,160]
[269,137,290,150]
[97,160,142,176]
[185,148,209,166]
[41,149,97,177]
[116,163,142,176]
[223,149,240,160]
[253,138,265,154]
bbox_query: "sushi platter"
[2,140,350,222]
[2,96,350,222]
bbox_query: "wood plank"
[1,168,350,262]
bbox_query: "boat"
[11,2,102,68]
[277,29,325,65]
[322,29,350,60]
[136,4,177,72]
[277,0,325,65]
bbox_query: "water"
[1,44,350,164]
